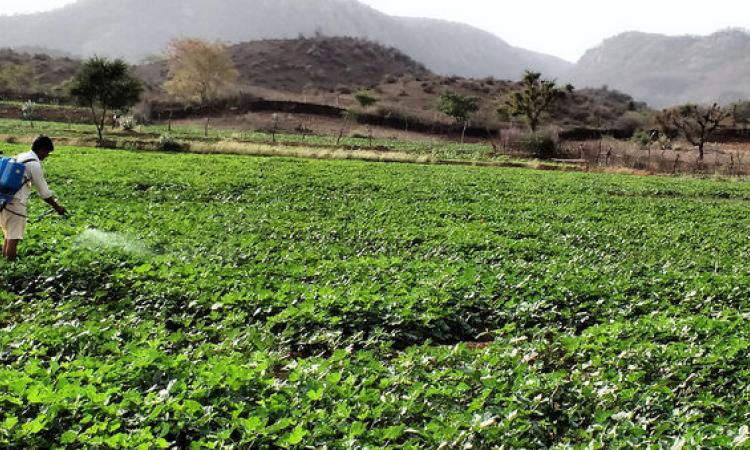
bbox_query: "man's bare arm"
[44,197,67,216]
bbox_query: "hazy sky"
[0,0,747,61]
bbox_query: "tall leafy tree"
[502,71,571,132]
[69,57,143,141]
[437,91,480,143]
[163,38,239,108]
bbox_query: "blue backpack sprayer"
[0,157,31,210]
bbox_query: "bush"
[615,111,647,133]
[631,129,654,148]
[120,115,136,131]
[520,132,557,159]
[158,134,187,152]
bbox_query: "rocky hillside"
[135,35,645,131]
[0,0,571,80]
[569,29,750,108]
[136,37,431,93]
[0,48,80,97]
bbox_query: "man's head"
[32,136,54,161]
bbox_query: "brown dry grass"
[559,137,750,176]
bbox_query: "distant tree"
[351,90,379,147]
[730,101,750,129]
[0,64,35,94]
[665,103,730,160]
[614,110,648,133]
[437,91,480,143]
[21,101,37,128]
[502,71,571,133]
[163,38,238,108]
[69,57,143,142]
[354,89,379,110]
[655,108,678,139]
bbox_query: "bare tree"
[667,103,730,160]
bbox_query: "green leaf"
[60,431,77,444]
[2,416,18,430]
[134,263,153,274]
[306,388,324,402]
[242,416,267,433]
[286,425,308,445]
[21,415,46,435]
[349,421,366,437]
[326,372,342,384]
[383,425,404,440]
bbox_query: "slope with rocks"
[136,37,432,94]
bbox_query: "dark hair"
[32,135,54,153]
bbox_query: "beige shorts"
[0,207,27,240]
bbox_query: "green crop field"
[2,144,750,449]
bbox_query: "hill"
[0,48,80,98]
[135,36,645,132]
[0,0,571,80]
[0,34,645,134]
[569,29,750,108]
[136,37,431,94]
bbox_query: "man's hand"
[44,197,67,217]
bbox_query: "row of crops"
[1,144,750,448]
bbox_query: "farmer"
[1,136,66,262]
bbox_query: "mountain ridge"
[0,0,571,80]
[568,29,750,108]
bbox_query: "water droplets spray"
[75,227,150,255]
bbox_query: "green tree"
[666,103,730,160]
[354,90,379,110]
[502,71,571,132]
[437,91,480,143]
[69,57,143,142]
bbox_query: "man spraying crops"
[0,136,67,261]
